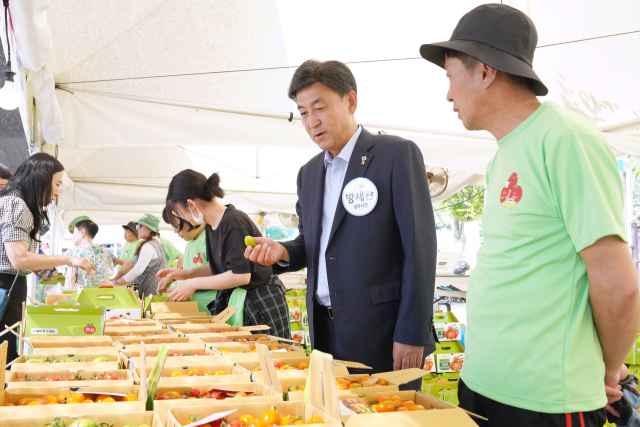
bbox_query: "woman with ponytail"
[158,170,290,339]
[113,214,166,298]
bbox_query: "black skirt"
[208,275,291,339]
[0,272,26,362]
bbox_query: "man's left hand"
[393,342,424,370]
[168,279,196,302]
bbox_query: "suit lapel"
[327,128,375,245]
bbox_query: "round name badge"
[342,177,378,217]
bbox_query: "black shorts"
[458,379,607,427]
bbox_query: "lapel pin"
[361,156,367,165]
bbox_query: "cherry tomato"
[376,401,397,412]
[307,417,324,424]
[238,414,259,426]
[187,369,202,376]
[95,394,114,403]
[234,392,248,398]
[123,393,138,401]
[258,406,280,426]
[409,404,426,411]
[297,362,309,370]
[57,392,71,404]
[68,393,85,404]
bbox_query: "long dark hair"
[166,169,225,213]
[0,153,64,242]
[134,229,159,257]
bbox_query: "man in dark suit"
[245,59,437,376]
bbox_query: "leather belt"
[327,307,333,320]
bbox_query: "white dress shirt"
[315,125,362,307]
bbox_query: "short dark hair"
[443,49,535,92]
[74,219,99,239]
[288,59,357,101]
[0,163,11,180]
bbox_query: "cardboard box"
[114,336,196,348]
[434,310,462,341]
[212,342,307,363]
[422,379,460,406]
[120,343,206,356]
[138,364,250,386]
[151,301,201,314]
[7,368,135,388]
[9,353,120,373]
[166,348,343,427]
[34,346,120,355]
[75,287,142,319]
[152,312,210,320]
[169,323,241,334]
[241,356,350,382]
[123,354,225,370]
[434,341,465,373]
[106,319,159,327]
[105,326,171,337]
[23,300,106,354]
[423,352,436,373]
[153,381,283,424]
[340,390,477,426]
[29,335,113,350]
[0,412,162,427]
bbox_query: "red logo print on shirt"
[499,172,523,208]
[193,252,203,265]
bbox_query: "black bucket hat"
[122,221,138,234]
[420,4,548,96]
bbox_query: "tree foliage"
[440,185,486,222]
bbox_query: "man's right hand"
[244,237,289,266]
[156,268,188,281]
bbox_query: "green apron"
[188,287,247,326]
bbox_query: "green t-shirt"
[183,230,208,270]
[117,240,141,271]
[462,102,626,413]
[158,236,182,266]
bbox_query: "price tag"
[342,178,378,216]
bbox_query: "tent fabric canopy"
[5,0,640,225]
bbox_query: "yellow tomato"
[307,417,324,424]
[214,371,229,375]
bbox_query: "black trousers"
[459,379,607,427]
[0,272,26,362]
[313,302,422,392]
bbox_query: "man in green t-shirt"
[420,4,640,426]
[112,221,140,279]
[158,235,183,268]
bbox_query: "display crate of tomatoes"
[338,390,477,426]
[198,333,282,348]
[120,344,207,359]
[0,384,145,418]
[286,374,400,402]
[138,365,250,386]
[114,336,197,348]
[213,343,307,364]
[105,326,165,337]
[9,353,120,373]
[235,357,309,375]
[158,317,220,326]
[34,346,121,355]
[6,369,135,388]
[170,324,241,334]
[167,400,341,427]
[153,382,283,425]
[123,353,225,370]
[110,329,179,338]
[0,412,162,427]
[29,336,113,350]
[434,310,461,342]
[105,319,159,328]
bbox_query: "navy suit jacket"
[275,127,437,372]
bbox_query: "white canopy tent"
[3,0,640,235]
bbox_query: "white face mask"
[189,204,206,225]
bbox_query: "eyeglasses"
[135,224,141,230]
[171,223,181,232]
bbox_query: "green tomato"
[92,357,109,362]
[122,424,138,427]
[245,236,256,247]
[139,424,150,427]
[68,419,97,427]
[61,358,75,363]
[25,358,42,363]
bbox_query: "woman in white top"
[113,214,165,297]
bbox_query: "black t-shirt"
[205,204,272,291]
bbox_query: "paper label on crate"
[30,328,58,335]
[435,322,461,341]
[289,307,301,322]
[270,348,288,353]
[185,409,237,427]
[291,330,304,345]
[423,353,436,373]
[436,353,464,373]
[207,387,255,396]
[304,331,311,347]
